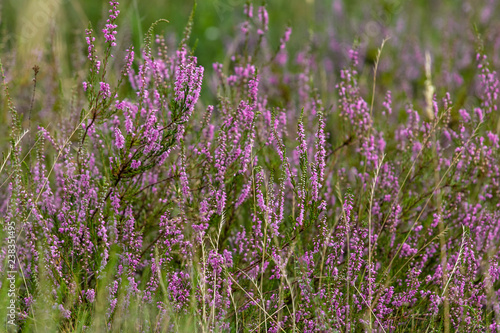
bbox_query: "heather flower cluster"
[1,1,500,332]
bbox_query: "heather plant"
[1,1,500,332]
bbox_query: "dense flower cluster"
[1,1,500,332]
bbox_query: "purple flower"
[103,1,120,47]
[100,82,111,99]
[114,127,125,149]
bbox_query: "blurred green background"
[0,0,497,134]
[0,0,324,75]
[1,0,476,76]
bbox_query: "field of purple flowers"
[1,0,500,332]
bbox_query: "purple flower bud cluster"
[103,1,120,47]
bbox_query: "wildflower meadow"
[1,0,500,332]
